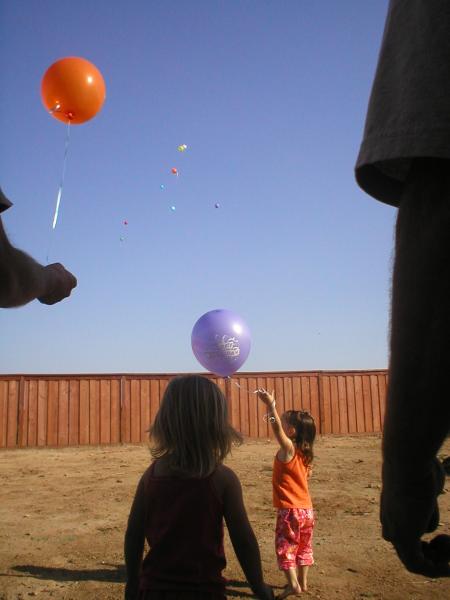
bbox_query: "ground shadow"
[225,579,284,598]
[8,568,282,597]
[10,563,125,582]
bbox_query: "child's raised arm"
[124,476,146,600]
[219,466,274,600]
[257,389,294,462]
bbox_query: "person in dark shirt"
[0,187,76,307]
[355,0,450,577]
[124,375,274,600]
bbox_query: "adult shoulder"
[211,464,241,501]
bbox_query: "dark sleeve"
[0,188,13,213]
[355,0,450,205]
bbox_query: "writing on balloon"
[204,335,241,359]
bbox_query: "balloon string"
[227,377,258,395]
[47,121,71,263]
[52,120,71,229]
[228,378,274,422]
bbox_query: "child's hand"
[256,388,275,406]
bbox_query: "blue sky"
[0,0,394,375]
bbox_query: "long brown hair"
[283,410,316,465]
[149,375,242,477]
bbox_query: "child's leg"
[296,508,315,592]
[275,510,303,597]
[278,568,302,598]
[297,565,309,592]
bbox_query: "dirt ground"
[0,435,449,600]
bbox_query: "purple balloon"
[191,309,251,377]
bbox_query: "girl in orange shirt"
[257,389,316,598]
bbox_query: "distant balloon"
[177,144,187,152]
[123,220,128,225]
[214,203,220,209]
[171,167,178,175]
[120,236,124,242]
[160,184,165,190]
[170,206,176,211]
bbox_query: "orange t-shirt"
[272,449,312,509]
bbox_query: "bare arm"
[0,216,77,307]
[256,389,294,461]
[124,476,146,600]
[221,467,274,600]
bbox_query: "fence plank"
[121,378,131,444]
[247,377,258,438]
[0,381,7,448]
[58,380,69,447]
[330,376,340,434]
[370,375,381,432]
[284,377,293,412]
[301,377,311,414]
[159,379,168,400]
[130,380,141,444]
[354,375,365,433]
[255,375,266,438]
[292,377,301,410]
[18,378,28,448]
[309,376,320,433]
[69,380,80,446]
[28,380,38,447]
[111,380,121,444]
[378,373,387,428]
[140,379,150,442]
[320,375,332,434]
[6,381,19,448]
[216,377,226,396]
[265,376,275,440]
[275,378,285,417]
[239,376,250,436]
[149,380,160,427]
[346,376,357,433]
[37,380,48,447]
[337,376,349,434]
[47,381,58,447]
[79,380,90,445]
[362,375,374,433]
[229,377,240,433]
[100,380,111,445]
[89,380,100,445]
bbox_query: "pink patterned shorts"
[275,507,315,569]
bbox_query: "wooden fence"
[0,370,387,449]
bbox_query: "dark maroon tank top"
[139,461,226,594]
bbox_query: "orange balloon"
[171,167,178,175]
[41,57,106,125]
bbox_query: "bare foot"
[276,584,303,599]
